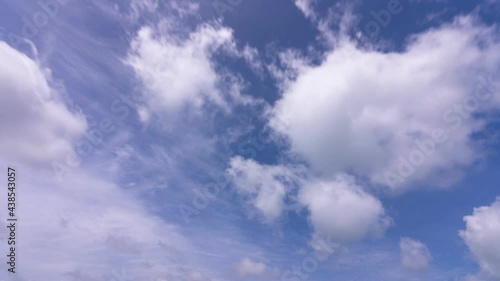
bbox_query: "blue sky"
[0,0,500,280]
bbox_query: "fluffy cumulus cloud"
[0,41,87,167]
[126,21,251,123]
[228,158,390,242]
[270,16,500,191]
[399,237,432,271]
[460,198,500,279]
[227,156,301,223]
[299,175,392,243]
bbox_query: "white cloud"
[227,156,301,223]
[127,23,230,109]
[0,41,87,167]
[126,21,253,124]
[299,175,391,243]
[399,237,432,271]
[228,158,390,243]
[460,198,500,280]
[269,16,500,190]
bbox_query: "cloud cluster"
[1,172,197,281]
[228,158,391,243]
[294,0,317,20]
